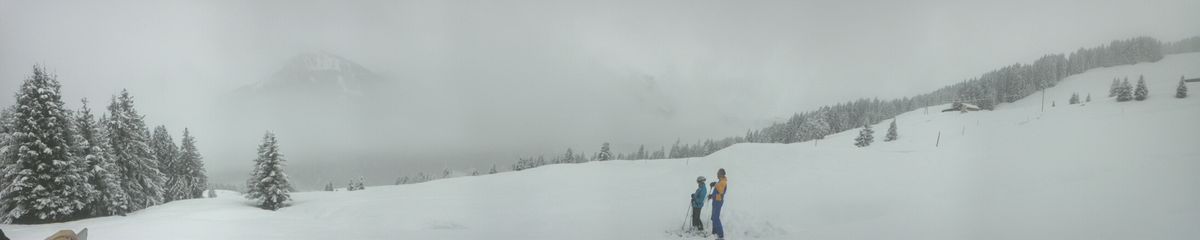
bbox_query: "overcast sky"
[2,0,1198,188]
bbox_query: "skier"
[709,168,728,240]
[690,176,708,233]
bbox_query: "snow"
[3,53,1200,239]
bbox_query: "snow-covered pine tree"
[327,181,336,190]
[854,124,874,147]
[635,145,646,160]
[207,188,217,198]
[1109,78,1120,97]
[150,126,182,202]
[1134,76,1149,101]
[357,176,366,190]
[1117,78,1133,102]
[174,129,206,199]
[884,119,898,142]
[1177,76,1188,98]
[74,99,128,217]
[1086,93,1092,102]
[597,142,612,161]
[244,132,291,211]
[799,111,831,141]
[0,66,95,223]
[0,107,14,206]
[563,148,574,164]
[346,177,366,191]
[489,164,497,174]
[106,90,166,211]
[1069,93,1080,104]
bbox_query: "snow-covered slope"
[4,53,1199,240]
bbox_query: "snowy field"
[3,53,1199,239]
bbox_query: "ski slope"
[3,53,1199,239]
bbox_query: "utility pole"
[1041,81,1046,112]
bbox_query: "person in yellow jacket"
[708,168,728,239]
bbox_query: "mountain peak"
[241,52,383,97]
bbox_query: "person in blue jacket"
[689,176,708,232]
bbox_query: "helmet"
[696,176,706,183]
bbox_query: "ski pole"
[681,204,692,232]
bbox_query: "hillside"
[2,53,1198,239]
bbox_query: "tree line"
[495,36,1193,173]
[0,66,208,223]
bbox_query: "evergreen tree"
[1086,93,1092,102]
[207,188,217,198]
[563,148,574,163]
[799,111,831,140]
[172,129,206,200]
[350,176,365,190]
[150,126,181,202]
[884,119,898,142]
[1134,76,1149,101]
[1069,93,1080,104]
[74,99,128,217]
[1109,78,1120,97]
[0,66,94,223]
[854,124,874,147]
[106,90,166,211]
[1177,76,1188,98]
[597,142,612,161]
[1117,79,1133,102]
[244,132,291,210]
[635,145,646,160]
[489,164,498,174]
[0,107,16,210]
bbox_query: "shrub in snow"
[347,177,365,191]
[244,132,292,211]
[854,124,874,147]
[208,188,217,198]
[1134,76,1149,101]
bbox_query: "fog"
[2,0,1197,189]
